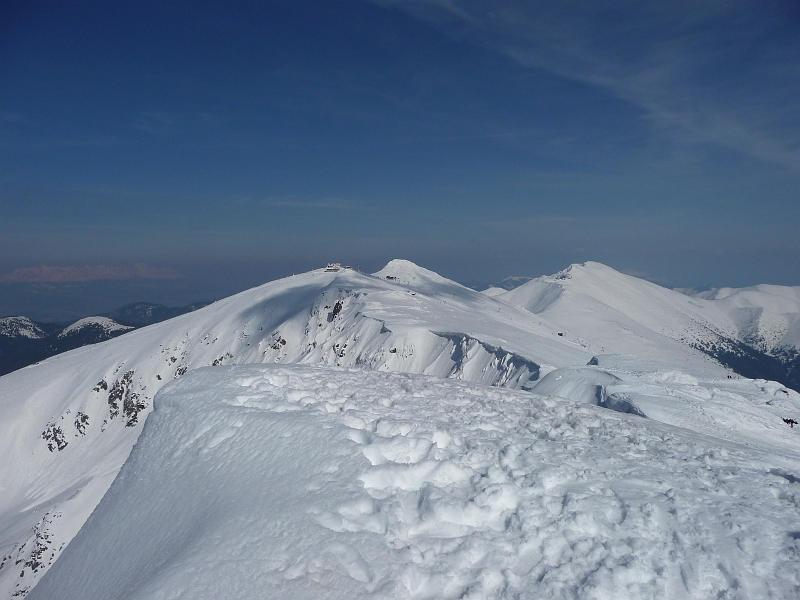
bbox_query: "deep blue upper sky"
[1,0,799,320]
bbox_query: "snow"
[0,263,594,597]
[0,317,45,339]
[28,365,800,599]
[57,316,132,338]
[2,260,800,598]
[373,259,460,288]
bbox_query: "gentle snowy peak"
[500,262,737,366]
[57,317,132,338]
[28,365,800,600]
[0,317,46,339]
[498,262,800,390]
[480,287,507,298]
[504,261,733,335]
[373,259,473,297]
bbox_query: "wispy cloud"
[0,110,25,124]
[130,110,233,138]
[260,197,363,210]
[374,1,800,171]
[131,111,183,136]
[0,264,184,283]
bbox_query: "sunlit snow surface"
[29,365,800,599]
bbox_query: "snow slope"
[29,365,800,599]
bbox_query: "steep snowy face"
[0,262,595,597]
[27,365,800,600]
[0,317,46,339]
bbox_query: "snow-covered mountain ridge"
[1,259,799,598]
[0,260,591,597]
[56,317,132,338]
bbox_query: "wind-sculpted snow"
[534,356,800,455]
[260,287,542,388]
[30,365,800,599]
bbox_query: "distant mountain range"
[483,275,534,291]
[0,302,210,376]
[105,301,211,327]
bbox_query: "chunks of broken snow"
[30,365,800,600]
[532,358,800,455]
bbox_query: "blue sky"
[1,0,799,320]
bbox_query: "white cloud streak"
[0,264,184,283]
[260,197,361,210]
